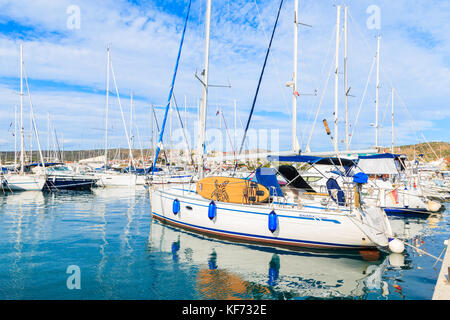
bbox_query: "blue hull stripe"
[152,211,364,249]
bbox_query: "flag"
[389,189,399,204]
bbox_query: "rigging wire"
[238,0,285,155]
[253,0,291,118]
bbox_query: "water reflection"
[148,219,390,299]
[0,189,444,299]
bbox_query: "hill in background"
[1,142,449,164]
[387,141,450,162]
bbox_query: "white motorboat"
[94,171,138,187]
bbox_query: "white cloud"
[0,0,448,153]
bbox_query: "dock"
[432,239,450,300]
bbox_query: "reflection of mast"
[96,199,108,286]
[11,197,25,299]
[122,194,136,273]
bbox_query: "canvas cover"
[356,157,398,175]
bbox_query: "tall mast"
[150,104,154,152]
[130,92,133,145]
[375,35,380,148]
[129,91,134,168]
[169,99,173,166]
[29,103,33,162]
[104,44,110,171]
[184,95,189,164]
[14,105,17,170]
[20,43,25,174]
[234,99,237,153]
[47,112,50,161]
[61,133,64,163]
[291,0,300,153]
[197,0,211,178]
[334,5,341,151]
[391,87,394,154]
[344,6,349,151]
[150,0,192,175]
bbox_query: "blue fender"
[268,210,278,233]
[172,199,180,215]
[208,201,217,220]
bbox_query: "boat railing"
[269,186,277,207]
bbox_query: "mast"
[151,0,191,175]
[129,91,133,168]
[197,0,211,178]
[334,5,341,151]
[169,99,173,166]
[150,104,154,152]
[375,35,380,148]
[20,43,25,174]
[29,101,33,162]
[130,92,133,146]
[61,133,64,163]
[184,95,189,164]
[23,64,46,170]
[292,0,300,153]
[391,87,394,154]
[234,99,237,153]
[47,113,50,161]
[344,6,349,151]
[104,44,110,172]
[14,105,17,170]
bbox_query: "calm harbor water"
[0,187,447,300]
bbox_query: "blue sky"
[0,0,448,154]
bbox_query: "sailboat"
[150,0,397,252]
[94,45,140,187]
[145,0,195,189]
[3,43,46,191]
[353,153,444,215]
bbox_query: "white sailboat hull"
[147,174,194,185]
[150,187,391,250]
[94,172,137,187]
[4,174,46,191]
